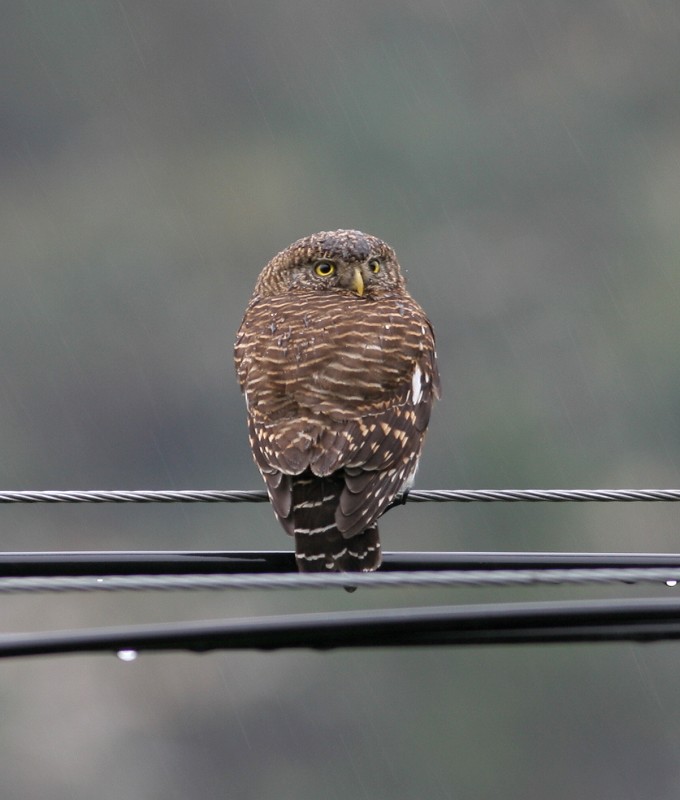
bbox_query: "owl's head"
[255,230,406,297]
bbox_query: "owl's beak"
[351,267,364,297]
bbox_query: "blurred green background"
[2,1,680,797]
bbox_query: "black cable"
[4,597,680,659]
[3,550,680,578]
[0,550,294,577]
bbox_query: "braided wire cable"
[0,489,268,504]
[2,488,680,504]
[1,567,680,594]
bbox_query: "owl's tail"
[295,524,381,573]
[291,472,382,573]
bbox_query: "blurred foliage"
[1,1,680,798]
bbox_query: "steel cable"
[2,488,680,503]
[1,567,680,594]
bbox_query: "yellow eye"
[314,261,336,277]
[368,258,381,274]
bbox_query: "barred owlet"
[234,230,439,573]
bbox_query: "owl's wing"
[235,293,440,534]
[340,361,439,537]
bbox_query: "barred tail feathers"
[290,471,382,573]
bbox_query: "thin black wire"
[4,550,680,577]
[4,597,680,659]
[2,488,680,503]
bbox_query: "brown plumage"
[234,230,440,572]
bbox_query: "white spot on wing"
[411,365,424,405]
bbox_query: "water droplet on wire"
[117,649,138,662]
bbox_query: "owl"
[234,230,439,572]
